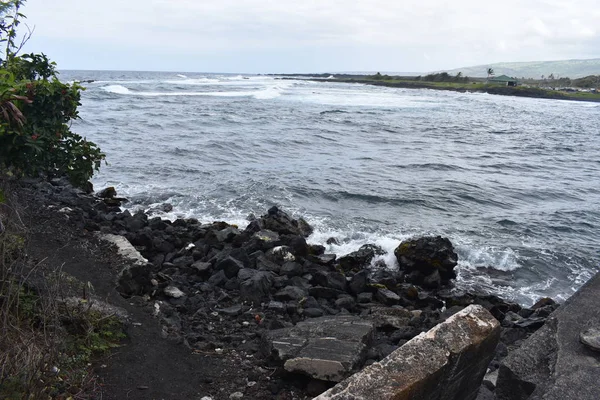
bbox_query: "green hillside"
[443,58,600,79]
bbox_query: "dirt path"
[22,191,259,400]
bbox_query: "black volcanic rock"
[394,236,458,287]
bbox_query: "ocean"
[60,70,600,306]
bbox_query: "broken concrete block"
[262,315,374,382]
[315,304,500,400]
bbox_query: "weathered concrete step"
[314,305,500,400]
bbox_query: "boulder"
[316,305,500,400]
[262,315,375,382]
[394,236,458,286]
[338,244,384,272]
[245,206,313,237]
[239,271,274,305]
[215,256,244,279]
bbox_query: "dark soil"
[18,183,299,400]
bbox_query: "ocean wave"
[99,84,285,99]
[100,85,131,95]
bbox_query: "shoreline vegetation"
[277,73,600,103]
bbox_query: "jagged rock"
[394,236,458,286]
[280,261,304,277]
[245,206,313,237]
[192,261,212,276]
[348,270,368,295]
[240,271,274,304]
[338,244,384,272]
[262,315,375,382]
[215,256,244,279]
[216,226,240,243]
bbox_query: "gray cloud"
[22,0,600,72]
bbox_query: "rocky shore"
[13,178,561,399]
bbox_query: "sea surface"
[61,70,600,306]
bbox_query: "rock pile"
[20,179,561,398]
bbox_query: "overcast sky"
[20,0,600,73]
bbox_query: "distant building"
[487,75,518,86]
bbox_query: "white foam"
[176,74,188,78]
[456,244,521,271]
[307,225,410,269]
[101,85,132,95]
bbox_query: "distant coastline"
[280,75,600,103]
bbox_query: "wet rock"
[394,236,458,286]
[338,244,384,272]
[96,186,117,199]
[531,297,557,310]
[263,315,375,382]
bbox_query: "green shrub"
[0,1,104,188]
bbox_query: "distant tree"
[549,73,555,80]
